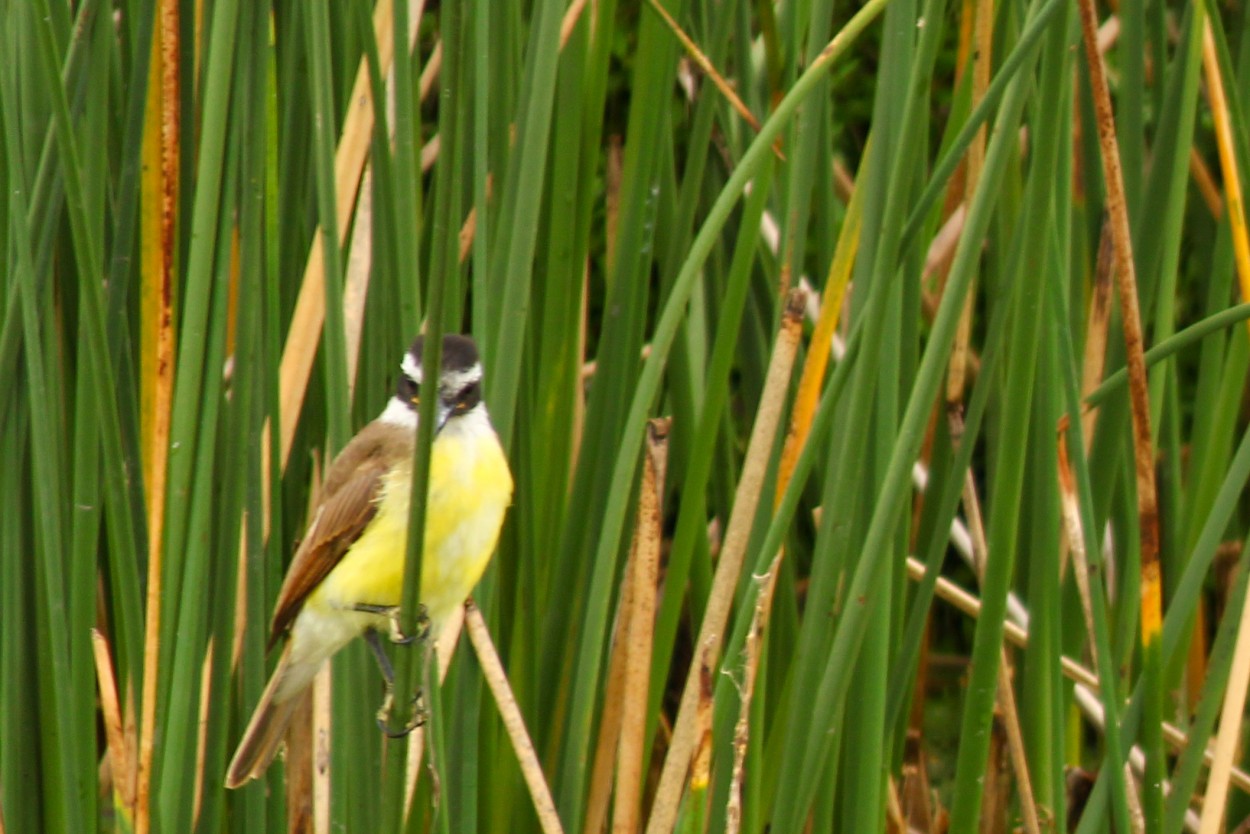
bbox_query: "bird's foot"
[353,603,429,645]
[375,687,426,738]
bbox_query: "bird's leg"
[364,628,397,731]
[364,628,396,685]
[377,690,427,739]
[364,628,427,738]
[352,603,429,645]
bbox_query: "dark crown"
[409,333,480,373]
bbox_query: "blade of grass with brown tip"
[1075,0,1164,824]
[775,152,864,502]
[1203,19,1250,336]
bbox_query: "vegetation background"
[7,0,1250,830]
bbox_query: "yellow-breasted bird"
[225,334,512,788]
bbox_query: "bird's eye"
[396,375,419,405]
[455,380,481,413]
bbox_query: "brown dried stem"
[465,603,564,834]
[582,418,661,831]
[559,0,590,48]
[276,0,422,470]
[947,0,994,404]
[645,291,805,834]
[1079,220,1116,448]
[644,0,760,134]
[905,558,1250,797]
[1057,419,1101,666]
[313,670,332,834]
[1075,0,1160,645]
[134,2,180,829]
[1195,582,1250,834]
[725,557,781,834]
[613,420,669,833]
[192,641,214,826]
[92,630,134,815]
[583,568,635,834]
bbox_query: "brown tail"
[225,646,305,788]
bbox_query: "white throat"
[378,396,418,429]
[439,403,494,439]
[378,397,496,440]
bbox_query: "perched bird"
[225,334,512,788]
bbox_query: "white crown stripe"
[439,364,482,394]
[400,351,423,385]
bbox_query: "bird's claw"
[394,605,431,646]
[375,687,426,738]
[352,603,430,645]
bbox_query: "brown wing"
[266,421,412,648]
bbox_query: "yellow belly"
[303,430,512,636]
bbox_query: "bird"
[225,333,513,788]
